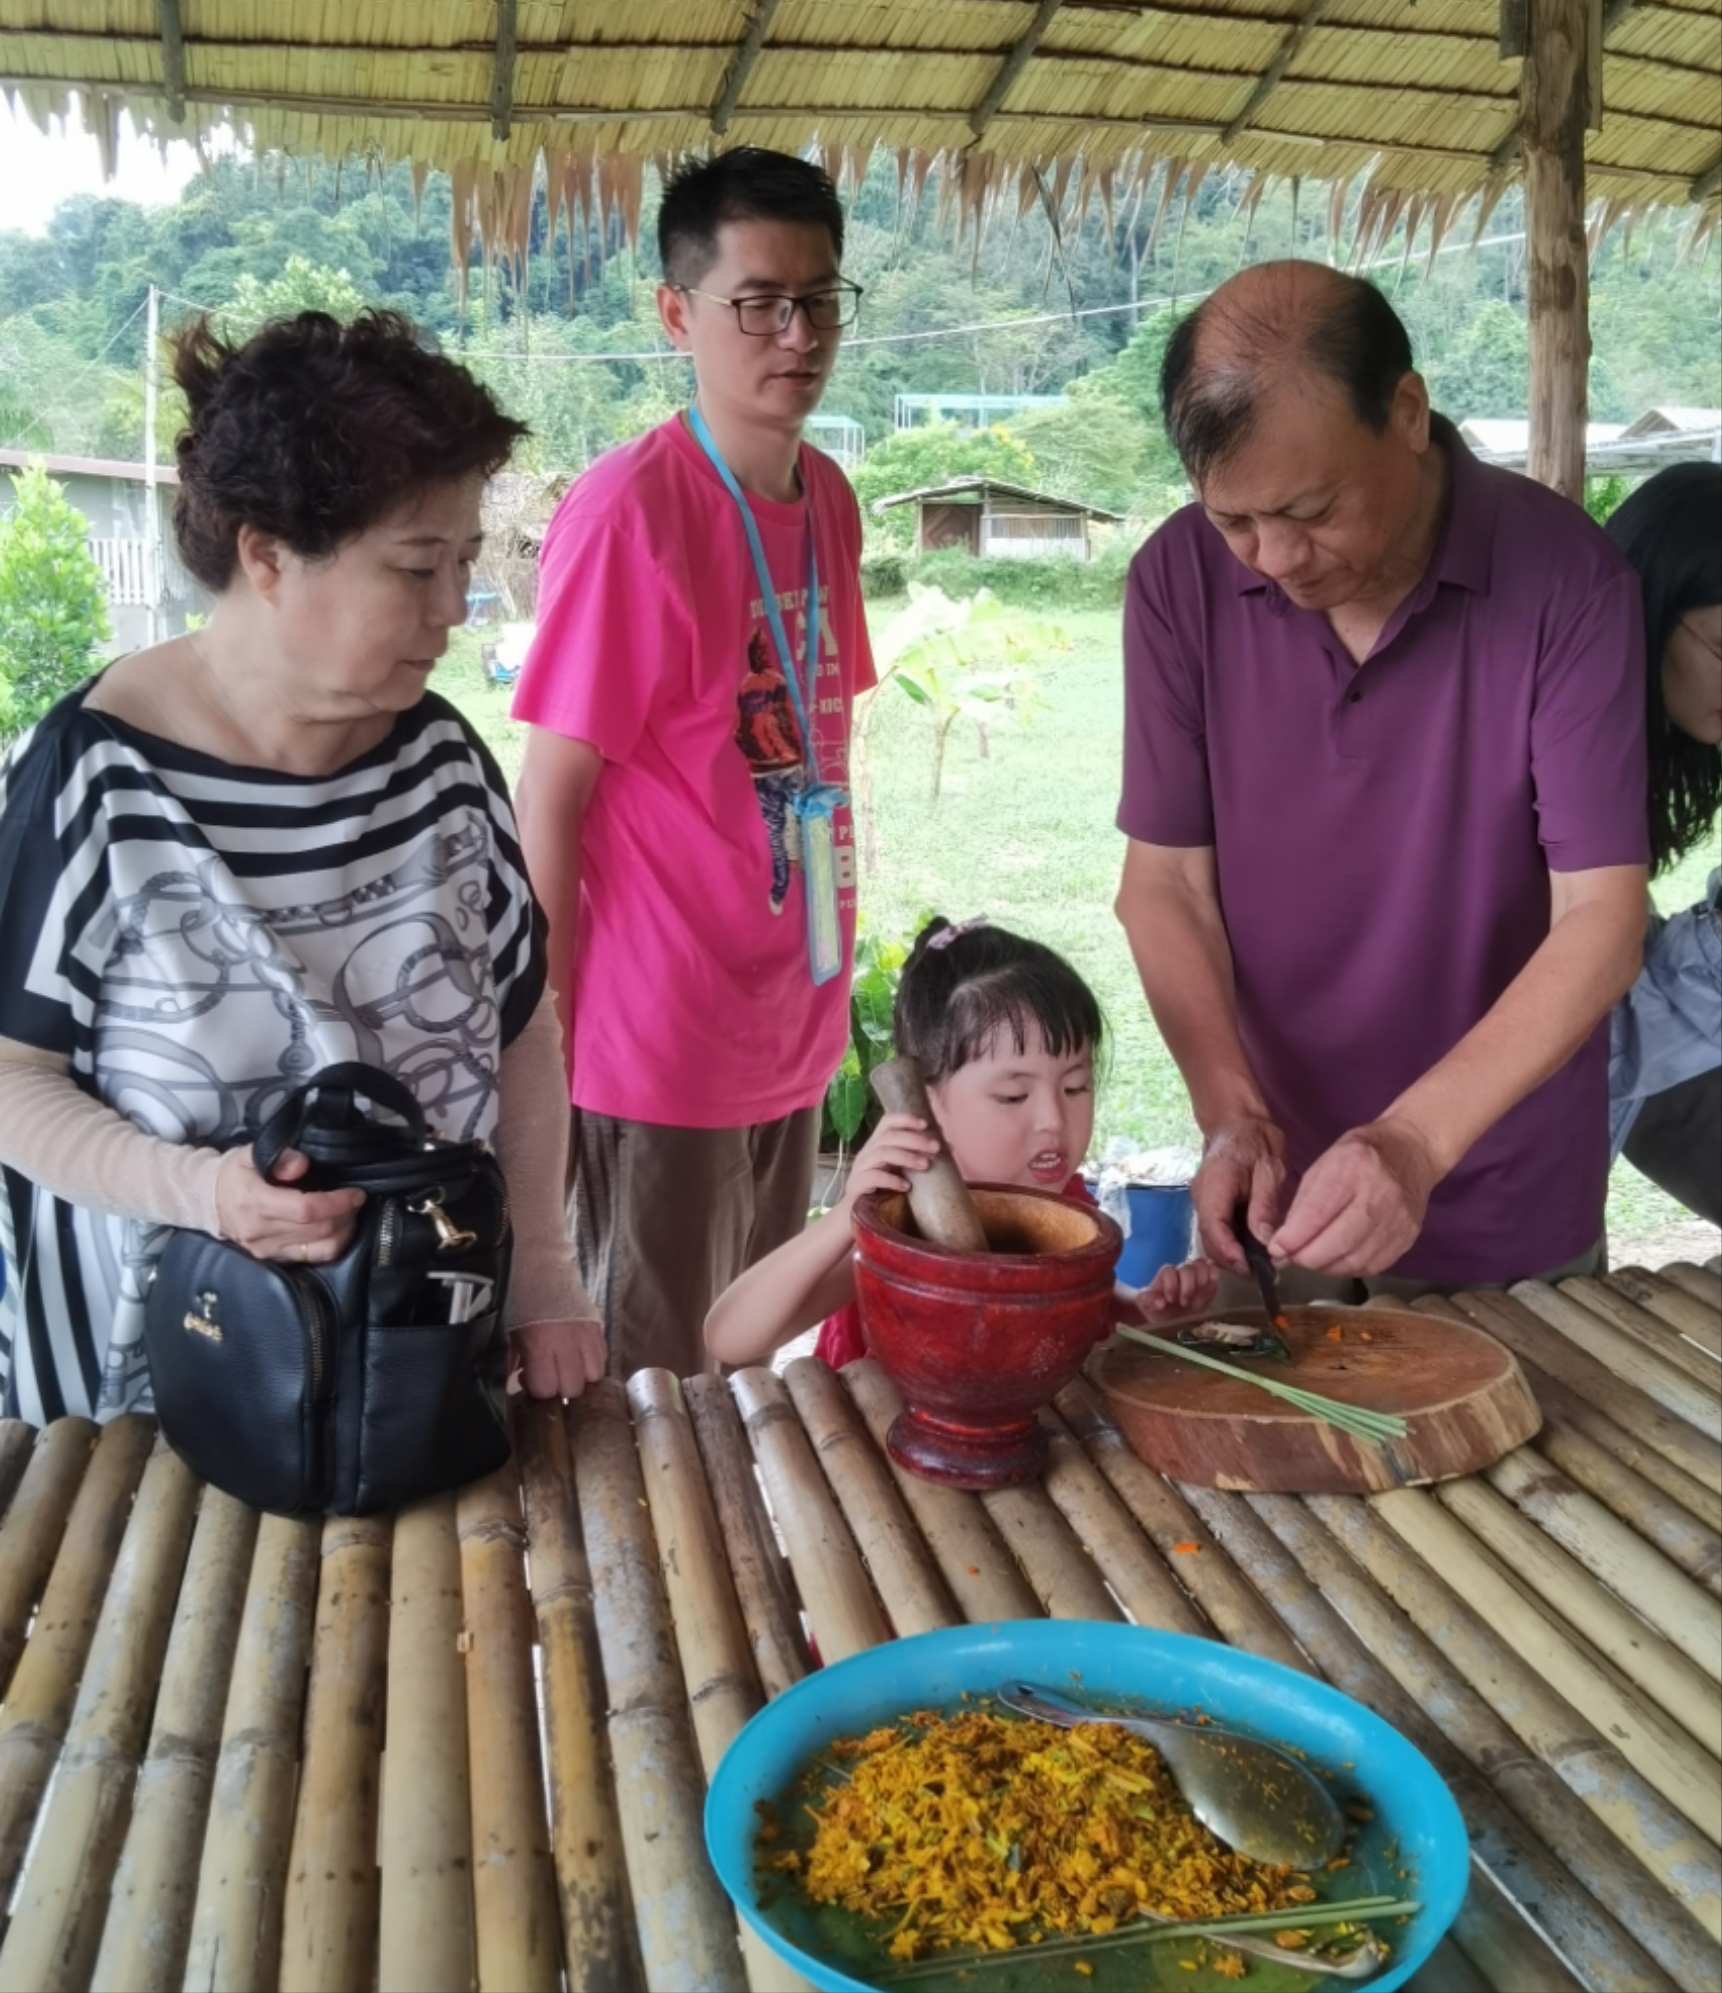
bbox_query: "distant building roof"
[871,476,1125,522]
[1618,406,1722,439]
[0,448,179,486]
[1458,418,1626,455]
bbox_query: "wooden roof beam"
[1693,152,1722,202]
[1222,0,1334,143]
[970,0,1066,140]
[156,0,186,124]
[490,0,518,142]
[1491,0,1634,171]
[712,0,785,137]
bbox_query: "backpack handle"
[253,1063,429,1185]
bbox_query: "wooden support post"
[1520,0,1592,500]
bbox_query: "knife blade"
[1232,1196,1288,1328]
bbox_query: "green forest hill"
[1,151,1718,532]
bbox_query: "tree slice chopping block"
[1092,1305,1541,1494]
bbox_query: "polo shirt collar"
[1230,410,1496,608]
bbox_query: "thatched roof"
[3,0,1718,261]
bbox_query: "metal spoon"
[999,1681,1346,1868]
[1142,1912,1391,1979]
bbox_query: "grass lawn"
[439,605,1720,1269]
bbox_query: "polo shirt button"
[1347,687,1363,704]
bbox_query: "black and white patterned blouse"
[0,683,545,1425]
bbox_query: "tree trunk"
[1521,0,1591,501]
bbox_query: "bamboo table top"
[0,1261,1718,1993]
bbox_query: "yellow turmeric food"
[775,1709,1318,1962]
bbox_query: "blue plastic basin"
[706,1619,1468,1993]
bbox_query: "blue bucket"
[1114,1181,1194,1287]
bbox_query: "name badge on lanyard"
[687,402,846,986]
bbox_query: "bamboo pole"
[629,1372,806,1993]
[1037,1406,1206,1634]
[88,1486,257,1993]
[1550,1277,1722,1393]
[0,1418,36,1523]
[1610,1266,1722,1355]
[730,1366,891,1661]
[0,1412,154,1900]
[781,1357,958,1638]
[1660,1262,1722,1318]
[838,1360,1040,1624]
[278,1513,392,1993]
[0,1438,200,1993]
[1489,1446,1722,1671]
[1521,0,1591,501]
[1534,1410,1722,1595]
[514,1397,637,1993]
[183,1513,321,1993]
[0,1416,97,1692]
[1180,1485,1663,1992]
[683,1373,811,1697]
[1370,1486,1722,1860]
[629,1369,767,1755]
[378,1493,475,1993]
[1404,1934,1493,1993]
[1275,1491,1700,1990]
[1437,1473,1721,1753]
[1512,1280,1721,1428]
[570,1379,745,1993]
[1451,1287,1722,1493]
[979,1476,1122,1622]
[1054,1377,1308,1671]
[458,1460,560,1993]
[1525,1355,1721,1527]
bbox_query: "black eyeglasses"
[677,283,863,336]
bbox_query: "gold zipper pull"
[411,1192,478,1252]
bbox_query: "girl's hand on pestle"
[842,1111,946,1207]
[1121,1257,1219,1324]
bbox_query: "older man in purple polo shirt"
[1117,262,1649,1293]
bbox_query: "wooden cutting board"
[1092,1304,1541,1493]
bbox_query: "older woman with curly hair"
[0,309,603,1425]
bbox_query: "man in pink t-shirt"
[512,148,874,1378]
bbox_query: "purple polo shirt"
[1119,422,1648,1282]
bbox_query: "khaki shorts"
[569,1104,821,1380]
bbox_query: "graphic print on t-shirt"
[734,624,809,914]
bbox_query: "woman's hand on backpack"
[214,1144,366,1262]
[841,1112,944,1207]
[509,1316,607,1399]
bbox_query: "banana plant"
[853,584,1068,861]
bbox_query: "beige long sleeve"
[0,1037,225,1234]
[494,993,600,1333]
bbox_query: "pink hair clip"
[928,916,989,951]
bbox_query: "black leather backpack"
[144,1062,511,1515]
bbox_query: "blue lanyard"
[686,403,842,810]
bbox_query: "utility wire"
[442,229,1536,366]
[0,292,152,453]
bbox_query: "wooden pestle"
[869,1056,990,1254]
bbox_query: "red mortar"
[851,1183,1123,1489]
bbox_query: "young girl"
[705,916,1216,1367]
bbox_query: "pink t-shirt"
[512,416,874,1128]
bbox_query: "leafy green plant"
[0,462,110,739]
[822,923,923,1151]
[873,583,1066,800]
[1584,473,1633,526]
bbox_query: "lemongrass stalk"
[878,1896,1420,1983]
[1114,1327,1410,1444]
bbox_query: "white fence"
[89,537,156,607]
[978,512,1087,560]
